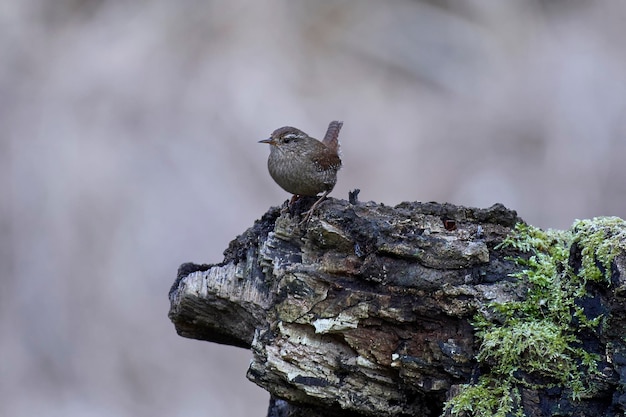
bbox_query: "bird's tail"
[322,120,343,153]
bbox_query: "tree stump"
[168,197,626,417]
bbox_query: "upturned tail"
[322,120,343,153]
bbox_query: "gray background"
[2,1,625,416]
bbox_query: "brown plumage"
[259,121,343,222]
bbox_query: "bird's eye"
[282,134,298,143]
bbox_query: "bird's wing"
[311,143,342,171]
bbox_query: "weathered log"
[168,196,626,417]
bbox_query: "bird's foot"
[298,191,329,225]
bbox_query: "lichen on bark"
[168,199,626,417]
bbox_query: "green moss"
[443,217,626,417]
[448,379,521,417]
[571,217,626,284]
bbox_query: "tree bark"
[168,197,626,417]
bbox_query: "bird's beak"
[258,138,274,144]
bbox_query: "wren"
[259,120,343,222]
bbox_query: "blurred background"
[2,1,626,416]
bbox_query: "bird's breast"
[267,151,338,196]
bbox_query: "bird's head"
[259,126,309,148]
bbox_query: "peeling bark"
[168,198,626,417]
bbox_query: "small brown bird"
[259,121,343,222]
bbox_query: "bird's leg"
[299,190,330,225]
[280,194,301,215]
[281,195,302,214]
